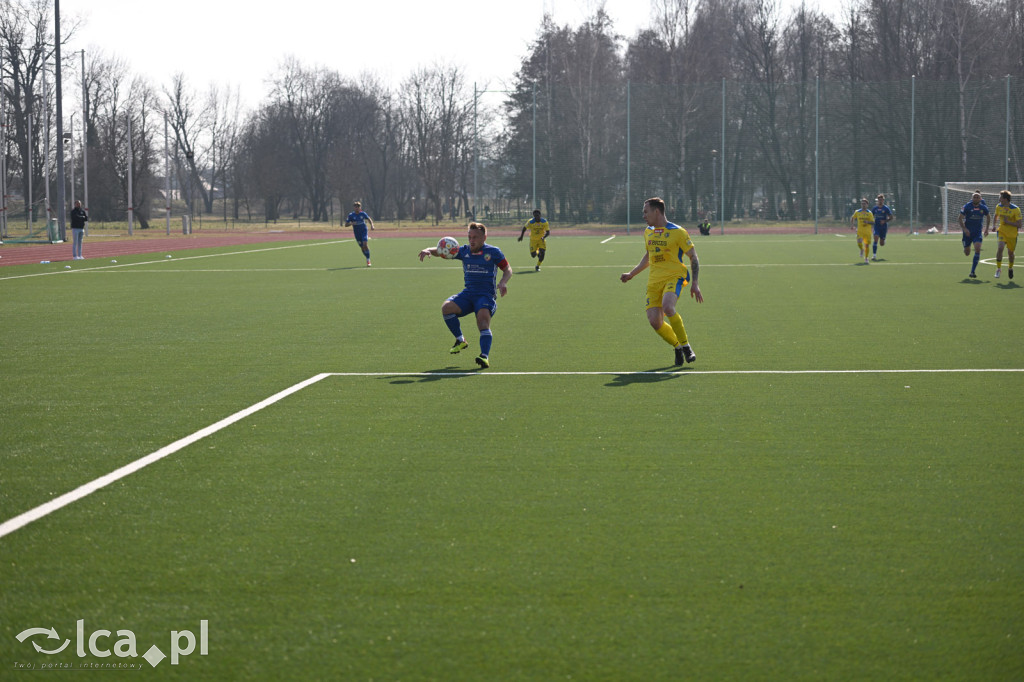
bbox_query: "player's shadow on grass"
[387,368,483,384]
[995,281,1021,290]
[605,368,688,387]
[327,266,369,271]
[959,277,986,284]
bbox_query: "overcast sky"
[68,0,848,109]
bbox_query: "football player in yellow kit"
[987,190,1022,280]
[620,197,704,366]
[851,198,874,263]
[518,209,550,271]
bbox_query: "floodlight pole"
[0,73,7,241]
[910,75,915,234]
[64,114,74,206]
[473,82,477,220]
[127,113,133,235]
[720,78,726,235]
[626,80,630,235]
[1006,75,1011,186]
[43,66,50,227]
[54,0,67,241]
[814,77,819,234]
[532,81,537,210]
[165,114,171,235]
[81,49,88,234]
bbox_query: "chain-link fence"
[476,76,1023,232]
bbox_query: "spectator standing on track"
[70,200,88,260]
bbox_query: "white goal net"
[943,182,1024,234]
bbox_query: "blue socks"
[479,330,492,357]
[444,313,492,358]
[972,253,980,274]
[872,242,877,255]
[444,313,462,339]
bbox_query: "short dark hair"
[533,209,541,216]
[468,221,487,236]
[645,197,666,214]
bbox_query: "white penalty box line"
[2,367,1022,540]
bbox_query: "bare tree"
[269,58,348,222]
[401,64,473,222]
[0,0,78,220]
[163,73,213,215]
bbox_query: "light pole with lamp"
[711,149,717,227]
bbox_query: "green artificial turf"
[1,233,1021,680]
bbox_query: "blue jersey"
[347,211,370,228]
[455,244,507,297]
[872,204,893,228]
[960,201,989,232]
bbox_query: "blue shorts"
[447,290,497,317]
[962,229,983,249]
[874,224,888,239]
[352,226,368,242]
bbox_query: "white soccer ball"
[437,237,459,259]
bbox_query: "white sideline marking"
[328,369,1024,377]
[4,366,1022,540]
[601,235,616,243]
[0,373,333,540]
[0,240,348,281]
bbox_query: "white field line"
[57,261,983,274]
[326,369,1024,377]
[600,235,616,243]
[0,240,349,281]
[0,373,333,540]
[3,366,1022,540]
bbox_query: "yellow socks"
[655,322,679,347]
[667,313,688,346]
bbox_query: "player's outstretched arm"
[419,248,439,261]
[620,252,649,283]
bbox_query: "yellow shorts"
[645,274,690,310]
[857,228,872,243]
[529,235,547,252]
[997,229,1018,252]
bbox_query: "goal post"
[942,182,1024,234]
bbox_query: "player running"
[851,198,874,264]
[959,191,990,278]
[620,197,704,367]
[345,201,375,266]
[988,190,1022,280]
[419,222,513,369]
[518,209,550,271]
[871,194,894,260]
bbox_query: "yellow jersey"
[525,217,548,238]
[645,222,694,280]
[852,208,874,234]
[994,203,1021,237]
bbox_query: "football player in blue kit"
[419,222,513,368]
[958,191,990,278]
[345,201,375,266]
